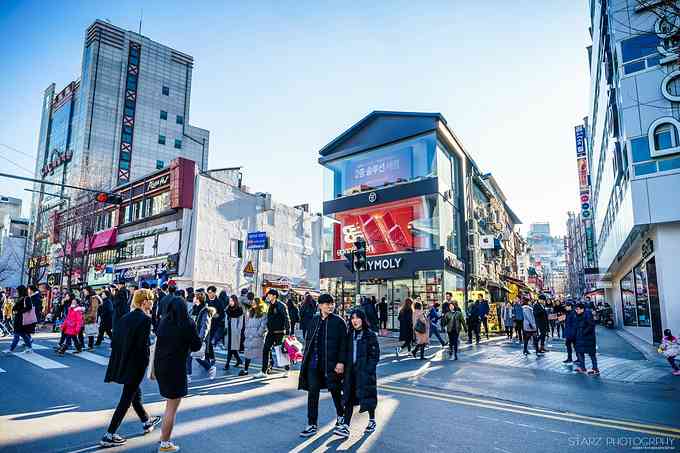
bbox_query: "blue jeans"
[10,332,32,351]
[429,324,446,346]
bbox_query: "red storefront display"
[332,196,434,259]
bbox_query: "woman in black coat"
[154,296,202,452]
[299,294,317,340]
[101,289,161,448]
[9,285,34,352]
[335,309,380,437]
[398,298,414,352]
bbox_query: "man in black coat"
[101,290,160,447]
[574,302,598,375]
[298,293,347,438]
[377,297,389,331]
[207,286,225,348]
[359,297,379,333]
[112,280,131,333]
[95,290,115,346]
[29,285,42,323]
[259,289,290,377]
[467,301,481,344]
[533,296,550,353]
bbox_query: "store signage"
[365,256,402,271]
[580,192,592,219]
[28,255,50,269]
[147,174,170,191]
[41,149,73,176]
[247,231,269,250]
[47,272,62,287]
[344,146,412,195]
[368,192,377,203]
[641,238,654,259]
[115,254,179,281]
[574,125,586,158]
[479,235,495,249]
[333,196,430,259]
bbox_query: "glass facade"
[323,133,436,200]
[620,258,655,328]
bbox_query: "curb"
[615,329,668,366]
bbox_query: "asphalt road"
[0,332,678,453]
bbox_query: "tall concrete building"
[585,0,680,344]
[525,223,567,297]
[28,20,210,282]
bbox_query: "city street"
[1,328,678,453]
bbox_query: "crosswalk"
[0,340,112,373]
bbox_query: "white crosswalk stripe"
[0,367,5,373]
[11,350,68,370]
[71,351,109,366]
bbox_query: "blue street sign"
[247,231,268,250]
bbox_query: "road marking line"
[70,351,109,366]
[31,343,50,350]
[380,384,680,438]
[0,367,5,373]
[11,351,68,370]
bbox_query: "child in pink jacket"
[57,300,84,355]
[659,329,680,376]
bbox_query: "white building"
[586,0,680,343]
[0,209,29,289]
[178,169,321,294]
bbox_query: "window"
[633,263,651,327]
[263,244,273,263]
[131,200,143,222]
[160,110,167,120]
[621,34,660,63]
[659,156,680,171]
[630,137,650,163]
[174,139,182,149]
[158,135,166,145]
[148,192,170,216]
[162,86,169,96]
[230,239,243,258]
[267,210,275,226]
[620,271,637,326]
[176,115,184,125]
[654,124,676,150]
[623,60,645,75]
[156,160,164,170]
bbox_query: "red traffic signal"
[94,192,123,204]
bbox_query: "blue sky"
[0,0,590,236]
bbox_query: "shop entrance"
[646,258,663,343]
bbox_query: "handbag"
[273,344,291,368]
[415,318,427,334]
[147,342,157,380]
[191,340,206,358]
[22,302,37,326]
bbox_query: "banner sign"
[575,125,586,158]
[577,158,589,192]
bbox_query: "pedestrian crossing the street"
[0,341,112,373]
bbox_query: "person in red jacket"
[57,299,84,354]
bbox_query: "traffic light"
[94,192,123,204]
[343,251,355,272]
[354,237,367,271]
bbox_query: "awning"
[91,228,117,250]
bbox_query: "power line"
[0,154,34,176]
[0,143,34,159]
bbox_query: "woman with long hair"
[299,294,317,340]
[334,309,380,438]
[154,295,203,452]
[101,289,161,448]
[240,297,268,376]
[412,301,430,360]
[224,294,244,370]
[84,294,101,350]
[397,298,414,354]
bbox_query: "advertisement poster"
[332,196,433,259]
[343,146,412,194]
[577,158,589,192]
[574,125,586,158]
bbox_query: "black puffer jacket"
[343,328,379,413]
[267,300,290,335]
[298,313,347,392]
[575,310,597,354]
[533,303,549,332]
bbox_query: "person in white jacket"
[521,299,540,356]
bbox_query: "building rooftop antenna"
[138,9,143,35]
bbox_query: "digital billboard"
[343,146,412,195]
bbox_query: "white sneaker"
[254,371,267,378]
[208,366,216,380]
[158,440,180,452]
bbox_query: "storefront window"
[323,133,437,200]
[620,271,637,326]
[633,262,651,327]
[147,192,170,217]
[413,271,443,307]
[326,194,440,260]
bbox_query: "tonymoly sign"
[365,256,403,271]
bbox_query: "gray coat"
[243,312,267,361]
[522,305,537,332]
[225,314,244,351]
